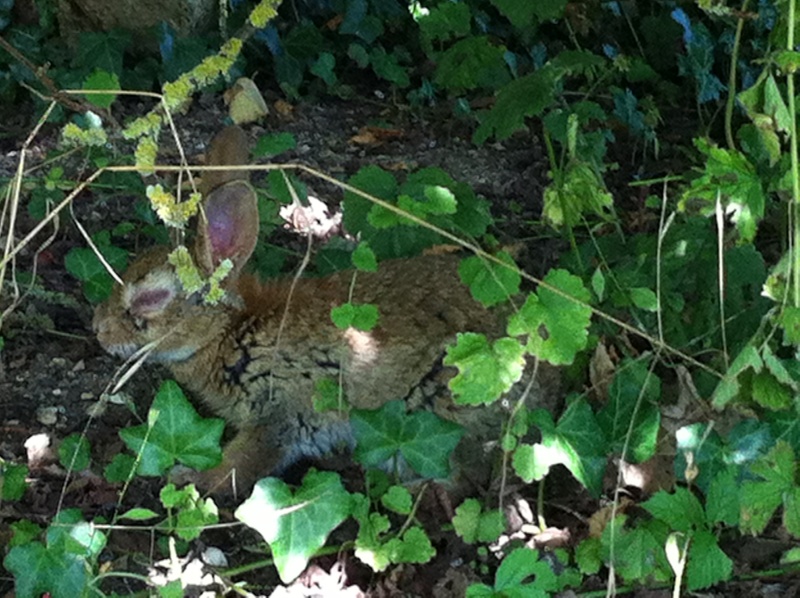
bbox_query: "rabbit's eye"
[127,310,147,331]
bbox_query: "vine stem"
[789,0,800,307]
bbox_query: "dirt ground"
[0,98,795,597]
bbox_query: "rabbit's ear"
[195,180,259,277]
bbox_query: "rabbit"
[93,126,516,495]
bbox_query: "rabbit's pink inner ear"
[129,286,176,317]
[196,180,259,275]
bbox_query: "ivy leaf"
[596,360,661,463]
[507,269,592,365]
[444,333,525,405]
[351,400,463,479]
[458,252,521,307]
[119,380,224,476]
[235,470,352,583]
[525,402,608,497]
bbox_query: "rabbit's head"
[94,173,259,364]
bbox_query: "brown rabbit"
[93,126,511,494]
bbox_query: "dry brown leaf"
[224,77,268,125]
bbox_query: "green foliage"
[160,483,219,541]
[351,400,463,479]
[343,165,491,259]
[445,333,526,406]
[453,498,504,544]
[235,470,352,583]
[118,380,224,476]
[330,302,379,331]
[4,509,107,598]
[64,240,128,303]
[1,460,28,501]
[458,252,520,307]
[466,547,580,597]
[58,433,91,471]
[507,269,592,365]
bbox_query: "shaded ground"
[0,98,796,596]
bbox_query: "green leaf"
[435,36,509,93]
[512,442,552,483]
[418,2,471,47]
[104,453,136,483]
[711,343,763,408]
[642,487,706,532]
[686,529,733,590]
[705,467,740,526]
[235,470,352,583]
[453,498,505,544]
[253,132,296,157]
[591,267,605,302]
[575,537,603,575]
[494,547,557,595]
[629,287,658,311]
[351,400,463,479]
[1,461,27,501]
[596,360,661,462]
[444,333,525,405]
[507,269,592,365]
[381,485,412,515]
[119,380,224,476]
[330,302,379,331]
[752,371,792,410]
[310,52,337,86]
[58,434,91,471]
[740,441,796,534]
[82,69,119,108]
[119,508,159,521]
[352,243,378,272]
[458,252,520,307]
[543,161,614,227]
[529,401,608,496]
[474,67,559,144]
[312,377,345,413]
[680,139,765,243]
[74,30,130,75]
[601,517,671,584]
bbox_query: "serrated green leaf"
[435,36,509,93]
[475,67,559,144]
[352,243,378,272]
[82,69,119,108]
[381,485,412,515]
[507,269,592,365]
[235,470,351,583]
[458,252,520,307]
[686,529,733,590]
[444,333,525,405]
[330,302,379,331]
[642,487,706,532]
[705,467,740,526]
